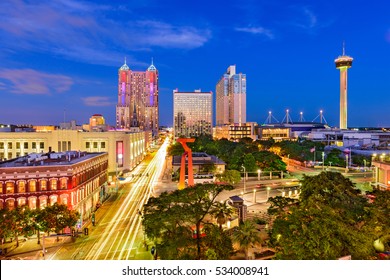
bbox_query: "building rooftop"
[0,151,106,168]
[172,152,226,166]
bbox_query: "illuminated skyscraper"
[335,45,353,130]
[116,59,159,136]
[173,89,213,138]
[216,65,246,126]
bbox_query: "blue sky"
[1,0,390,127]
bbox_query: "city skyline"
[1,0,390,127]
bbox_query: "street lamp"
[241,165,246,195]
[266,187,271,200]
[253,189,256,203]
[287,154,290,169]
[257,169,261,181]
[345,154,349,172]
[322,152,325,171]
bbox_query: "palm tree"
[211,201,236,230]
[232,220,262,259]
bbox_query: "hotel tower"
[116,59,159,136]
[173,89,213,138]
[216,65,246,126]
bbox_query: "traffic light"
[151,246,155,255]
[84,228,89,236]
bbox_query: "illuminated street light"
[257,169,261,181]
[267,186,271,200]
[241,165,246,195]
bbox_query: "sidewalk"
[0,235,72,260]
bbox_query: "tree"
[253,151,286,171]
[232,220,262,259]
[215,170,241,185]
[142,183,234,259]
[9,207,30,247]
[203,224,233,259]
[324,148,344,167]
[44,203,79,240]
[243,153,257,172]
[210,201,236,230]
[267,196,298,216]
[269,171,381,259]
[0,208,13,245]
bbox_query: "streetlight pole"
[241,165,246,195]
[346,154,349,172]
[257,169,261,181]
[322,152,325,171]
[266,187,271,200]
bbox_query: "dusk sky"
[1,0,390,128]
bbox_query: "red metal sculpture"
[177,138,195,189]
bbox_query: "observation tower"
[335,44,353,129]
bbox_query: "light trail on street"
[78,138,169,260]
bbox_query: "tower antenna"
[342,41,345,56]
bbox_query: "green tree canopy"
[269,171,386,259]
[232,220,262,259]
[142,183,234,260]
[215,170,241,185]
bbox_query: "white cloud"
[82,96,114,107]
[0,0,211,66]
[235,26,274,39]
[0,68,73,95]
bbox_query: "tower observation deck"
[335,46,353,130]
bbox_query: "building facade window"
[61,195,68,205]
[40,142,44,149]
[29,197,37,210]
[86,142,90,149]
[40,180,47,191]
[29,180,36,192]
[0,153,4,159]
[0,182,3,194]
[101,142,106,149]
[6,199,15,210]
[50,196,57,205]
[24,142,28,149]
[18,197,26,207]
[16,142,20,149]
[7,152,12,159]
[0,142,4,149]
[18,181,26,193]
[8,142,12,149]
[50,179,57,190]
[93,142,98,148]
[60,178,67,190]
[6,182,14,194]
[39,197,47,209]
[32,142,36,149]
